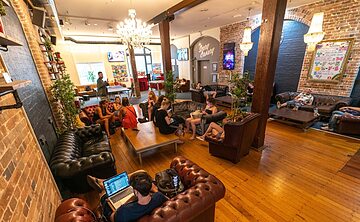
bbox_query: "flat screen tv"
[223,43,235,70]
[108,51,125,62]
[177,48,189,61]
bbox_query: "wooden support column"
[129,44,141,98]
[159,19,172,75]
[251,0,287,148]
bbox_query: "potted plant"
[51,73,79,134]
[228,71,253,120]
[164,70,176,102]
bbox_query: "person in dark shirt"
[155,100,184,135]
[87,171,168,222]
[97,71,108,97]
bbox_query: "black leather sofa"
[191,85,229,103]
[50,125,116,193]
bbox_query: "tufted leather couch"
[206,113,261,163]
[190,85,229,103]
[275,92,352,118]
[54,198,96,222]
[79,102,116,126]
[139,156,225,222]
[334,115,360,135]
[50,125,116,193]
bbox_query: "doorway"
[198,60,210,85]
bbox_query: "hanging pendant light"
[240,9,253,56]
[304,12,325,51]
[117,8,154,48]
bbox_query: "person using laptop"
[87,171,168,222]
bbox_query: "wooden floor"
[341,149,360,179]
[106,119,360,222]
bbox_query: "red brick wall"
[0,95,61,221]
[219,0,360,96]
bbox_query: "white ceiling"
[54,0,319,41]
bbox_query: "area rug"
[340,149,360,179]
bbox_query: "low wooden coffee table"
[121,122,179,165]
[269,108,319,130]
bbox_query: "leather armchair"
[50,125,116,193]
[335,115,360,135]
[197,111,227,135]
[191,85,229,103]
[55,198,95,222]
[206,113,260,163]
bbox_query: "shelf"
[0,33,22,46]
[0,80,31,92]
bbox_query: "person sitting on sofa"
[155,100,185,137]
[147,91,157,121]
[202,85,217,99]
[113,96,122,117]
[152,95,166,126]
[321,106,360,131]
[185,97,218,140]
[277,89,314,110]
[87,171,168,222]
[121,97,138,129]
[93,100,116,137]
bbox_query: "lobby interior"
[0,0,360,221]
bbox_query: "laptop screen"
[103,172,130,197]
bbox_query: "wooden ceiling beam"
[147,0,207,24]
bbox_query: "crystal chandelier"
[304,12,325,51]
[240,9,253,56]
[117,9,153,48]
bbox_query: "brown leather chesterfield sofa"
[50,125,117,193]
[334,115,360,135]
[206,113,261,163]
[190,85,229,103]
[54,156,225,222]
[275,91,351,117]
[55,198,95,222]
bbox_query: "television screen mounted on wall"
[223,43,235,70]
[177,48,189,61]
[108,51,125,62]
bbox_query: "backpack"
[155,168,184,198]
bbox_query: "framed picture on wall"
[211,73,218,83]
[212,63,218,72]
[308,38,354,82]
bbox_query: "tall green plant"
[164,70,176,102]
[229,71,253,119]
[0,1,6,16]
[51,73,78,133]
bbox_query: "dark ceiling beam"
[147,0,207,24]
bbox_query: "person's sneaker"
[322,123,329,127]
[196,136,205,141]
[321,126,333,131]
[276,101,281,109]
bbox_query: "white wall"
[54,41,162,87]
[171,27,220,81]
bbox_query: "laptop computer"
[103,172,135,210]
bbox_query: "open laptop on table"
[103,172,135,210]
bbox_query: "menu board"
[309,39,353,81]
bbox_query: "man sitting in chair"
[277,89,314,110]
[87,171,168,222]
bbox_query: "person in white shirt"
[277,89,314,110]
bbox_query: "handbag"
[155,168,184,198]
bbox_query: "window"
[126,47,153,76]
[76,62,107,85]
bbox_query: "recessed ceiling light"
[94,23,98,26]
[200,8,208,12]
[233,14,242,18]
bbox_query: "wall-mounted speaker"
[32,7,46,28]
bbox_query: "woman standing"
[121,97,138,129]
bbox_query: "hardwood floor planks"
[96,120,360,221]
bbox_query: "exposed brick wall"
[0,95,61,221]
[219,0,360,96]
[2,1,58,161]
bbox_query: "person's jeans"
[329,111,344,129]
[100,194,113,221]
[286,100,302,108]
